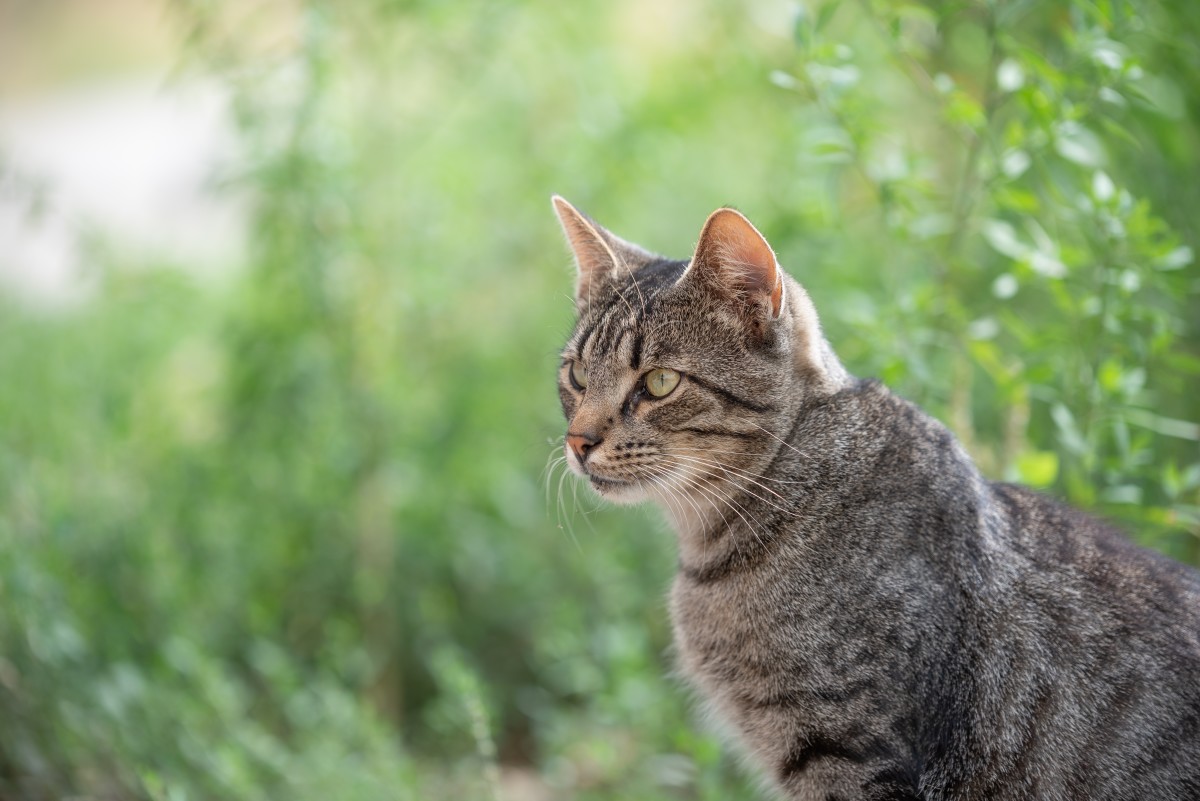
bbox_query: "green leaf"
[793,3,812,49]
[1102,485,1143,504]
[816,1,841,33]
[1157,246,1193,270]
[996,58,1025,92]
[1123,409,1200,441]
[1051,403,1089,454]
[1017,450,1059,488]
[981,219,1027,260]
[1053,122,1105,167]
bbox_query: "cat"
[551,195,1200,801]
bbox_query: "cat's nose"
[566,432,602,462]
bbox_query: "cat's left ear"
[552,195,653,313]
[684,207,784,322]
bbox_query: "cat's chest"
[667,562,922,755]
[669,571,811,700]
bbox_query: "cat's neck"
[657,380,893,576]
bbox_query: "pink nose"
[566,432,601,462]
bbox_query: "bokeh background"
[1,0,1198,798]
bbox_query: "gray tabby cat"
[551,195,1200,801]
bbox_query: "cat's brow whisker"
[624,265,648,319]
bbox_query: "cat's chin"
[587,475,649,505]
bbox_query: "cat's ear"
[684,208,784,321]
[551,195,652,312]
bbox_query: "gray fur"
[551,197,1200,800]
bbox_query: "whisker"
[664,460,771,552]
[554,458,583,553]
[644,469,697,528]
[669,451,803,493]
[659,459,797,536]
[665,453,795,511]
[543,454,568,506]
[750,422,812,462]
[649,466,719,565]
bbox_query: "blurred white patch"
[0,76,247,309]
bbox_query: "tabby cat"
[551,195,1200,800]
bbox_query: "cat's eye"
[569,360,588,390]
[645,368,680,398]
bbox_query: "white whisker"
[663,458,772,552]
[669,452,796,496]
[750,421,812,462]
[666,453,795,511]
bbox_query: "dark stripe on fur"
[687,374,776,414]
[675,426,760,441]
[778,735,869,780]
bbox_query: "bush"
[1,0,1196,798]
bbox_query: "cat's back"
[943,481,1200,798]
[987,480,1200,656]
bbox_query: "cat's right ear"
[551,195,650,313]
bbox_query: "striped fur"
[552,198,1200,800]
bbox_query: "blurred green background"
[1,0,1197,798]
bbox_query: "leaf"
[1123,409,1200,441]
[793,3,812,49]
[1157,246,1193,270]
[1098,359,1122,393]
[992,273,1018,299]
[1051,403,1088,454]
[1102,485,1143,504]
[996,58,1025,92]
[1001,149,1031,179]
[1053,122,1105,167]
[1127,74,1185,119]
[967,317,999,340]
[1017,450,1058,487]
[1091,171,1115,202]
[816,1,841,33]
[981,219,1028,260]
[769,70,800,91]
[1029,251,1067,279]
[1090,40,1125,71]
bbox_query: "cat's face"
[552,197,832,509]
[558,264,780,504]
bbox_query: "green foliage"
[1,0,1197,798]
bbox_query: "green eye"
[645,368,680,398]
[569,360,588,390]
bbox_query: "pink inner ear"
[695,209,783,318]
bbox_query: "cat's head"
[552,196,848,508]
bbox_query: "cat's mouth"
[588,474,632,490]
[584,472,649,505]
